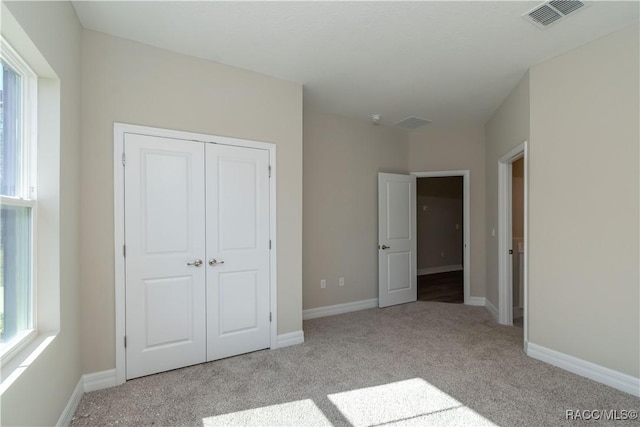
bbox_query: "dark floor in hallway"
[418,270,464,303]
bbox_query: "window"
[0,38,37,358]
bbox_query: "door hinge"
[269,312,272,322]
[269,240,272,250]
[268,165,271,178]
[509,249,513,255]
[122,152,126,166]
[123,245,126,257]
[124,336,127,348]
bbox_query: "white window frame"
[0,36,38,363]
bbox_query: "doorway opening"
[497,141,528,348]
[411,171,470,305]
[511,158,525,327]
[416,176,464,303]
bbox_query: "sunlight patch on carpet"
[328,378,496,426]
[202,399,331,426]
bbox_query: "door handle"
[209,259,225,267]
[187,259,203,267]
[380,245,390,250]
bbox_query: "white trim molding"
[418,265,463,276]
[497,141,528,347]
[276,331,304,348]
[84,369,118,392]
[527,343,640,397]
[485,299,499,320]
[58,369,119,425]
[465,297,485,306]
[56,377,84,426]
[303,298,379,320]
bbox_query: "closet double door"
[124,133,271,379]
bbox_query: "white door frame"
[113,123,278,385]
[411,170,471,304]
[498,141,528,347]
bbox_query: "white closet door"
[206,144,271,361]
[124,134,206,379]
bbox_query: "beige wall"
[408,127,486,297]
[1,2,83,425]
[484,73,530,308]
[417,177,463,270]
[303,109,407,309]
[528,25,639,377]
[80,30,303,374]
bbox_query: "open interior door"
[378,173,417,308]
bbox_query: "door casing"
[113,123,278,385]
[497,141,528,350]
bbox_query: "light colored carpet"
[72,302,639,426]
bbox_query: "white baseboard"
[84,369,117,392]
[56,377,84,426]
[417,265,463,276]
[465,297,485,306]
[303,298,378,320]
[527,343,640,397]
[58,369,117,425]
[276,331,304,348]
[485,299,499,320]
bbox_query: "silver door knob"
[380,245,390,250]
[187,259,203,267]
[209,259,225,267]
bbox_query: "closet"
[123,132,271,379]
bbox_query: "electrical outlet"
[320,279,326,289]
[339,277,344,287]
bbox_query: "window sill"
[0,331,57,395]
[0,329,37,363]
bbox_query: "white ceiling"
[72,1,639,127]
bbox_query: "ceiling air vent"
[394,116,431,130]
[523,1,586,29]
[549,0,584,15]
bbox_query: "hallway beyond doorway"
[417,271,463,303]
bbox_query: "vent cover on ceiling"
[523,1,586,29]
[394,116,431,130]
